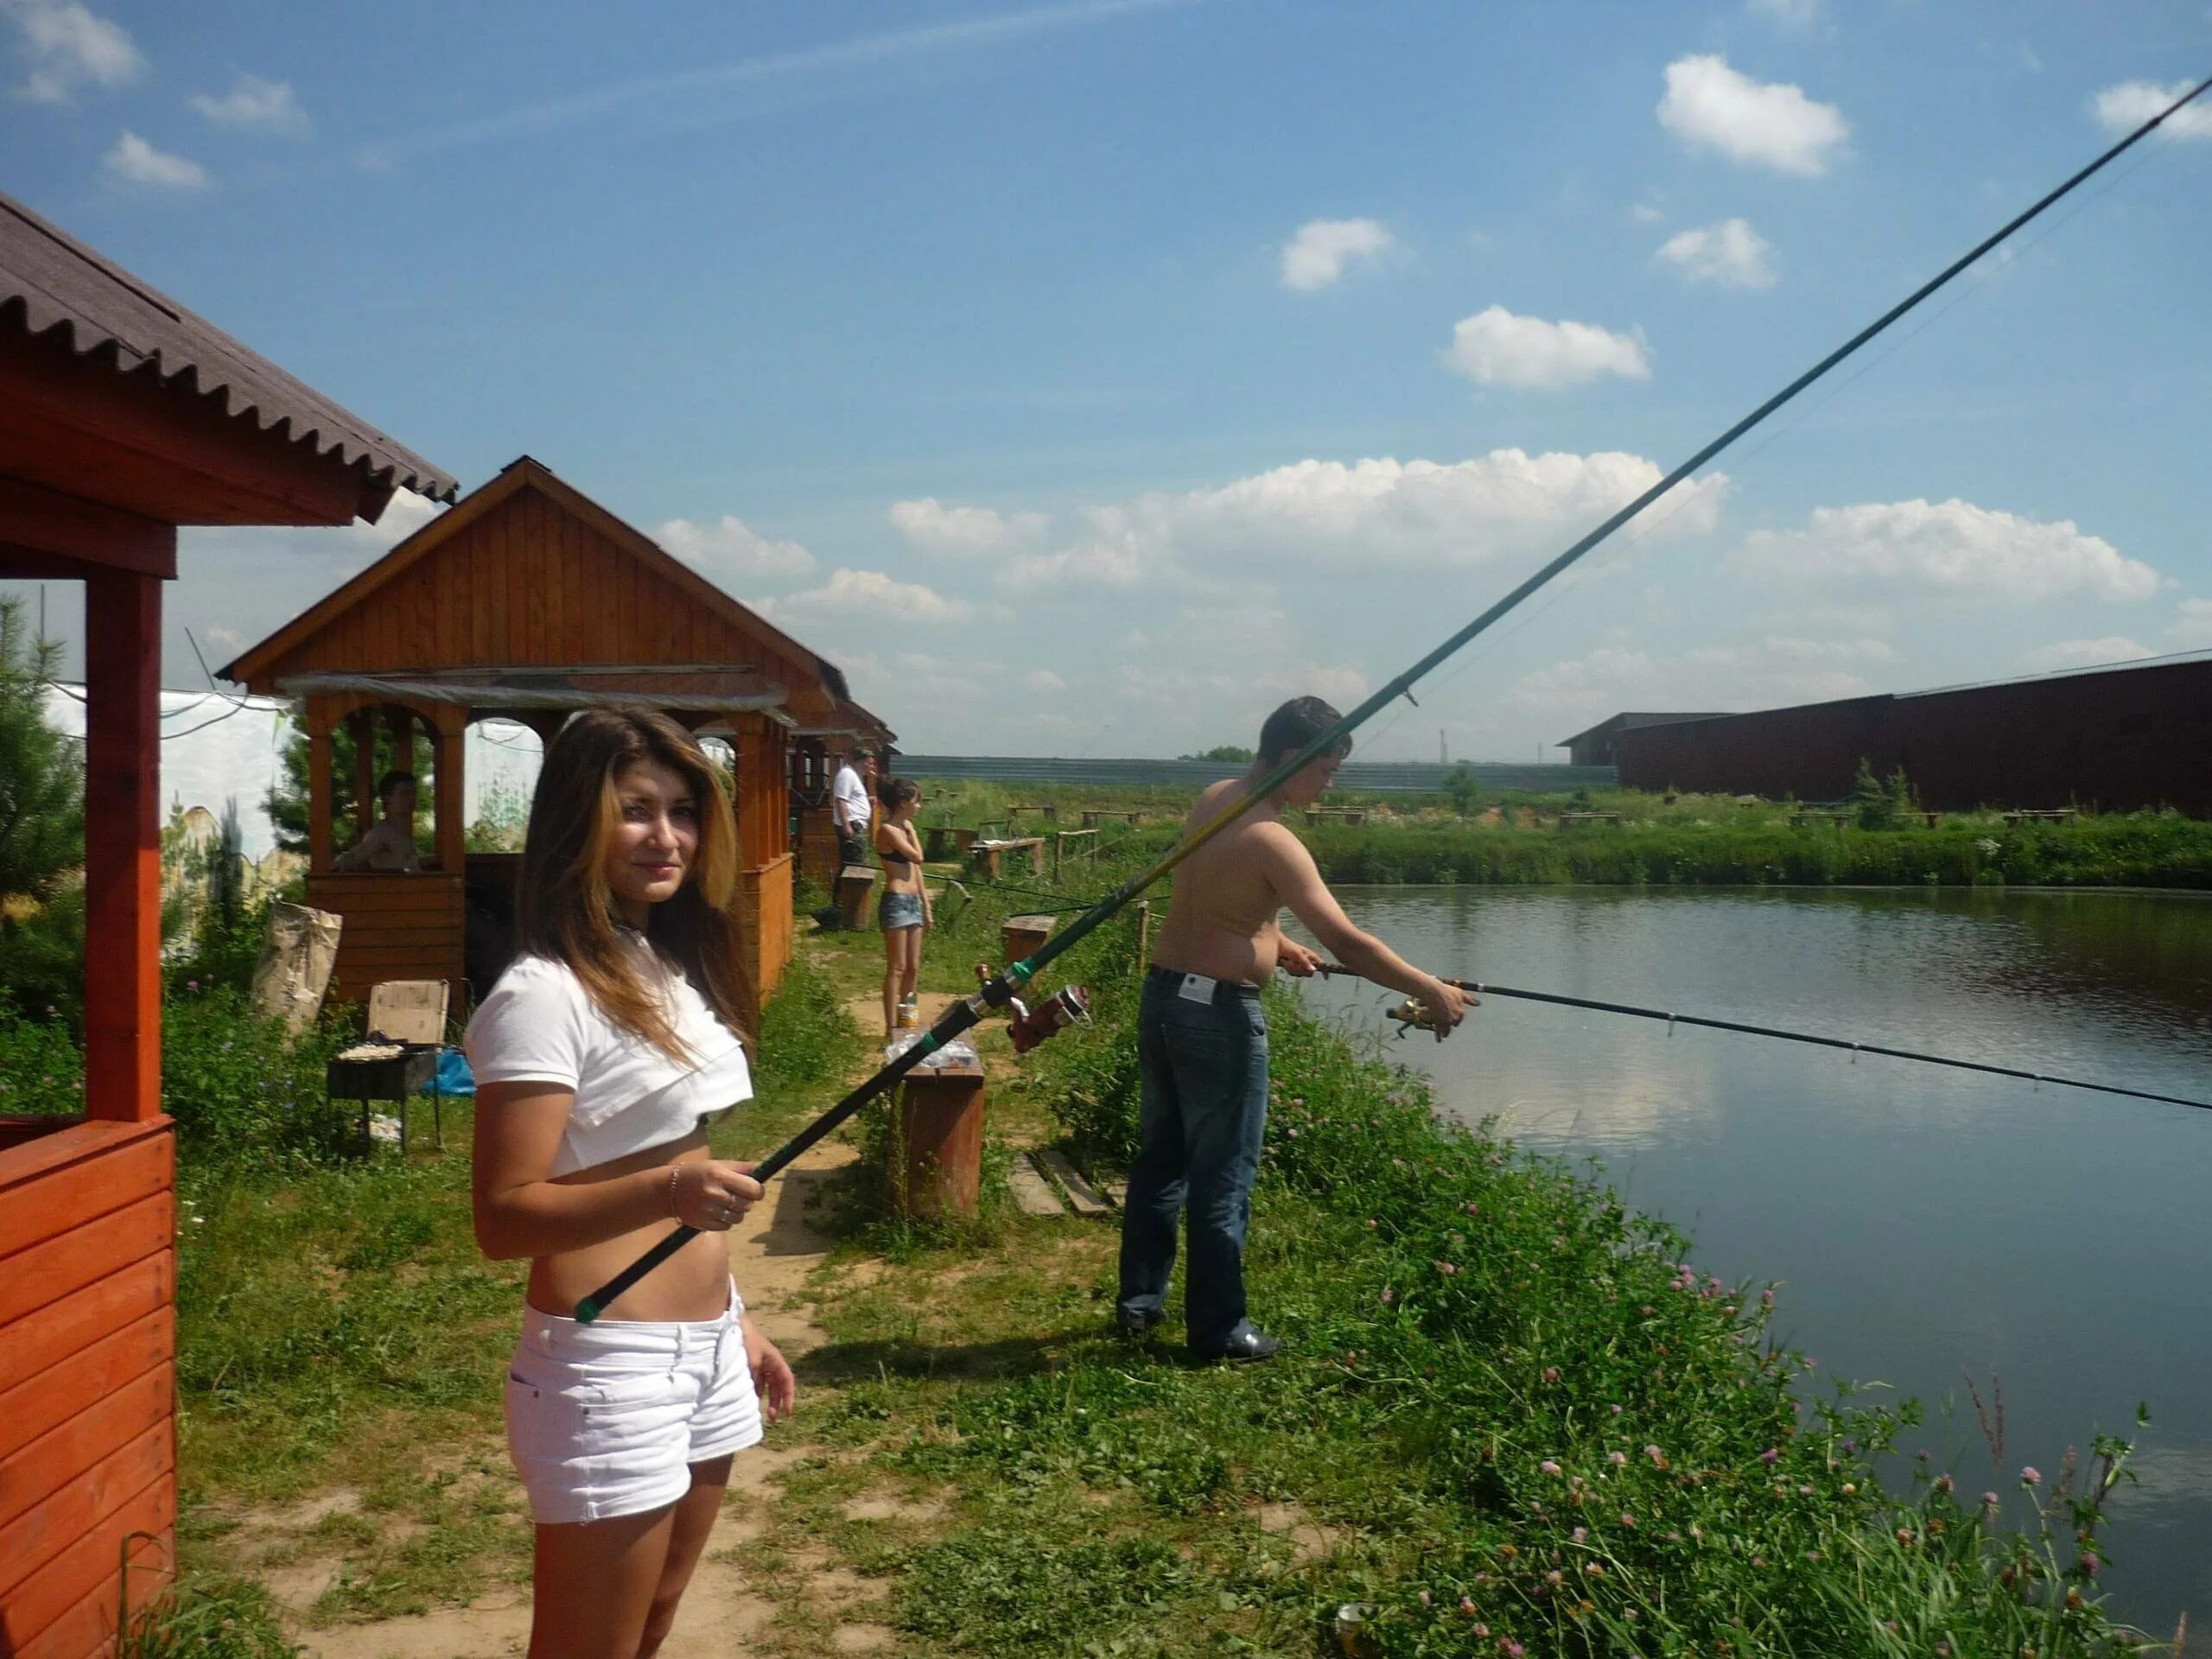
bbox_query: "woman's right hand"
[670,1160,764,1231]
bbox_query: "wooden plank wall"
[0,1118,175,1659]
[737,855,795,1024]
[264,482,823,705]
[305,872,465,1007]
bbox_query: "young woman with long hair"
[872,777,931,1038]
[466,708,796,1659]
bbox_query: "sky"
[5,0,2210,764]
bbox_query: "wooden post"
[897,1054,986,1220]
[308,725,334,875]
[1135,899,1151,969]
[83,569,164,1122]
[391,707,416,780]
[434,715,467,874]
[349,709,375,841]
[1052,831,1062,881]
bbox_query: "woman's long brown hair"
[515,707,755,1057]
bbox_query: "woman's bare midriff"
[525,1128,734,1322]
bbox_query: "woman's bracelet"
[667,1164,681,1218]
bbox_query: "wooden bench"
[972,836,1046,880]
[1789,806,1853,828]
[2002,808,2078,825]
[1559,810,1621,827]
[1302,807,1365,825]
[836,863,879,930]
[1080,809,1144,829]
[924,824,963,861]
[1007,803,1058,825]
[1002,913,1056,963]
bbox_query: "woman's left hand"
[743,1317,797,1423]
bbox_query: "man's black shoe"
[1114,1309,1165,1338]
[1198,1328,1281,1363]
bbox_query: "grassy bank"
[760,918,2154,1656]
[910,776,2212,890]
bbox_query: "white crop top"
[464,933,753,1177]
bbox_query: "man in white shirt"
[332,770,423,873]
[830,747,876,869]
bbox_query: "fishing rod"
[1313,964,2212,1114]
[574,73,2212,1322]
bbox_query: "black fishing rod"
[1313,964,2212,1114]
[575,73,2212,1322]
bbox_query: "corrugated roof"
[0,189,458,505]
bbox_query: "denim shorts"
[880,890,925,931]
[502,1281,761,1525]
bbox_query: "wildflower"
[2020,1465,2042,1487]
[1842,1483,1857,1496]
[1541,1366,1559,1382]
[1501,1642,1524,1658]
[1802,1356,1816,1369]
[1465,1202,1480,1216]
[187,979,199,991]
[1497,1544,1518,1560]
[1610,1403,1623,1414]
[1459,1599,1478,1618]
[1897,1529,1916,1545]
[2066,1588,2084,1611]
[1608,1451,1627,1466]
[1437,1261,1459,1275]
[1585,1561,1605,1577]
[1620,1512,1636,1527]
[1366,1218,1377,1229]
[1759,1447,1779,1465]
[1418,1591,1432,1606]
[1751,1555,1765,1568]
[1381,1287,1394,1305]
[1644,1445,1667,1468]
[1546,1570,1563,1586]
[1841,1437,1857,1453]
[1572,1526,1587,1542]
[2081,1551,2101,1578]
[1934,1473,1954,1494]
[1761,1288,1775,1309]
[1286,1127,1298,1138]
[1540,1459,1562,1476]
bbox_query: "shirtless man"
[1116,696,1468,1361]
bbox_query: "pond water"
[1287,886,2212,1637]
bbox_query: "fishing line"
[574,73,2212,1322]
[1313,963,2212,1114]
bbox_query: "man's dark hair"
[377,769,416,806]
[1256,697,1351,768]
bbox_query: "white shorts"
[503,1283,764,1525]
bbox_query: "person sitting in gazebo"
[334,769,423,872]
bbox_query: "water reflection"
[1289,887,2212,1634]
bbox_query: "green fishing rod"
[575,72,2211,1323]
[1314,964,2212,1114]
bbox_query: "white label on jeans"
[1178,972,1217,1003]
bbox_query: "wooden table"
[1051,828,1096,877]
[972,837,1045,880]
[1002,913,1056,963]
[1080,810,1144,829]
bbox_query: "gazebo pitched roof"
[218,456,849,715]
[1,189,458,521]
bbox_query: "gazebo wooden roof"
[219,456,861,1018]
[0,188,452,1659]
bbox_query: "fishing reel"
[1386,997,1438,1039]
[973,963,1092,1054]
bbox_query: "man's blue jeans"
[1116,969,1269,1355]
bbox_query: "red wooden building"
[0,193,454,1657]
[790,700,899,886]
[219,456,861,1022]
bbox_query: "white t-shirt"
[831,764,872,830]
[464,932,753,1177]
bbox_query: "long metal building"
[1601,652,2212,813]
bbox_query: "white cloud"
[1746,0,1821,28]
[1442,307,1649,391]
[1658,54,1849,175]
[1509,635,1895,727]
[999,448,1726,594]
[2089,80,2212,141]
[2171,598,2212,646]
[188,71,309,135]
[656,513,815,582]
[1656,218,1777,288]
[105,130,210,189]
[1734,499,2160,603]
[763,568,972,625]
[1279,218,1398,291]
[888,497,1046,557]
[2023,637,2152,670]
[1022,668,1065,693]
[3,0,141,102]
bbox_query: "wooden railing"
[305,872,466,1005]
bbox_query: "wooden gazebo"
[219,456,854,1022]
[0,193,454,1659]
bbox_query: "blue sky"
[7,0,2209,760]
